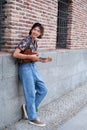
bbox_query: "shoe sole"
[22,104,28,119]
[29,121,46,127]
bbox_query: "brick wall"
[68,0,87,49]
[1,0,58,52]
[0,0,87,52]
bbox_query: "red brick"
[1,0,87,52]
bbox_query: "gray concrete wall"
[0,49,87,129]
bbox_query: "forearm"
[13,52,31,60]
[13,48,31,60]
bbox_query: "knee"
[44,87,48,95]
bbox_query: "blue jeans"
[18,63,48,120]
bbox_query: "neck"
[30,35,36,42]
[32,38,36,42]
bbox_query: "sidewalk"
[3,83,87,130]
[58,105,87,130]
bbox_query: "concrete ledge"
[0,49,87,129]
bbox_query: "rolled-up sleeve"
[17,38,28,51]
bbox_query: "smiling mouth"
[33,34,38,37]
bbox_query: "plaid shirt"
[17,36,38,52]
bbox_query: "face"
[31,27,41,40]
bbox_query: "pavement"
[3,82,87,130]
[58,105,87,130]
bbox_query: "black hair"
[29,23,44,38]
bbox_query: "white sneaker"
[29,119,46,127]
[22,104,28,119]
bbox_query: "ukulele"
[19,49,52,63]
